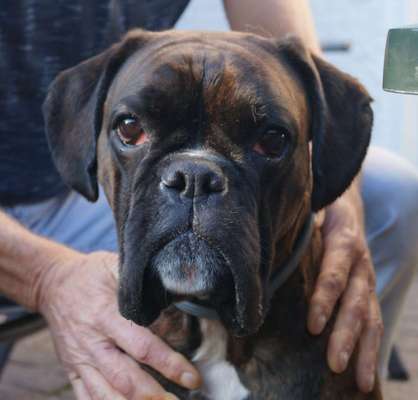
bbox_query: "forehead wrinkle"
[108,35,304,134]
[202,56,271,127]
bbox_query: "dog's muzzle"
[119,150,263,336]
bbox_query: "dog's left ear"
[43,30,150,201]
[277,38,373,211]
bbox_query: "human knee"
[363,147,418,227]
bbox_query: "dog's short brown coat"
[43,30,382,399]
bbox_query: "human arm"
[223,0,382,393]
[0,210,200,400]
[223,0,321,53]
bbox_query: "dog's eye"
[254,129,290,158]
[115,116,148,146]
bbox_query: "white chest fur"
[192,319,249,400]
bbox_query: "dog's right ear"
[43,30,150,201]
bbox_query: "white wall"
[176,0,228,31]
[176,0,418,165]
[311,0,418,165]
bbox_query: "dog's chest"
[191,319,250,400]
[185,315,328,400]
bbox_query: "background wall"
[311,0,418,165]
[177,0,418,166]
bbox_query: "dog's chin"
[153,232,232,294]
[119,232,265,336]
[148,232,235,316]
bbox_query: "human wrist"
[342,177,364,217]
[324,174,366,235]
[35,249,119,317]
[331,174,363,210]
[31,238,82,314]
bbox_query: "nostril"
[197,172,225,197]
[206,173,225,194]
[161,170,186,192]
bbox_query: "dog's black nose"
[161,160,226,198]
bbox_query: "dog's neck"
[187,224,324,400]
[174,211,316,324]
[227,219,324,364]
[149,215,327,399]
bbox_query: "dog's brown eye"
[116,116,148,146]
[254,129,290,158]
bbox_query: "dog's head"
[44,30,372,336]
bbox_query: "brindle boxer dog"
[43,30,382,399]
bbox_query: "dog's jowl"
[43,30,382,399]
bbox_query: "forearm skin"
[0,210,73,310]
[223,0,321,53]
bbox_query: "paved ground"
[1,276,418,399]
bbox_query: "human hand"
[37,250,201,400]
[307,193,383,393]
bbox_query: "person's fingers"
[308,233,358,334]
[69,373,92,400]
[77,365,127,400]
[103,315,201,390]
[92,340,178,400]
[356,294,383,393]
[326,254,370,373]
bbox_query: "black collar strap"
[175,213,315,320]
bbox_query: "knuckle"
[332,329,355,349]
[370,319,384,337]
[320,273,345,296]
[310,296,331,317]
[350,237,363,254]
[165,352,186,379]
[343,330,355,347]
[350,300,368,321]
[338,227,358,248]
[364,308,384,336]
[134,336,154,364]
[108,369,133,397]
[154,353,174,378]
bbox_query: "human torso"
[0,0,189,205]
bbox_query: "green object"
[383,24,418,95]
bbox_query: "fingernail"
[309,306,327,334]
[339,351,349,371]
[164,393,180,400]
[180,372,200,389]
[316,314,327,333]
[365,372,375,392]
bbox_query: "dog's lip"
[145,228,236,311]
[151,228,230,268]
[121,225,263,334]
[148,226,190,261]
[150,228,233,293]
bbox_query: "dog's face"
[44,30,372,336]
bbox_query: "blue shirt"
[0,0,190,205]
